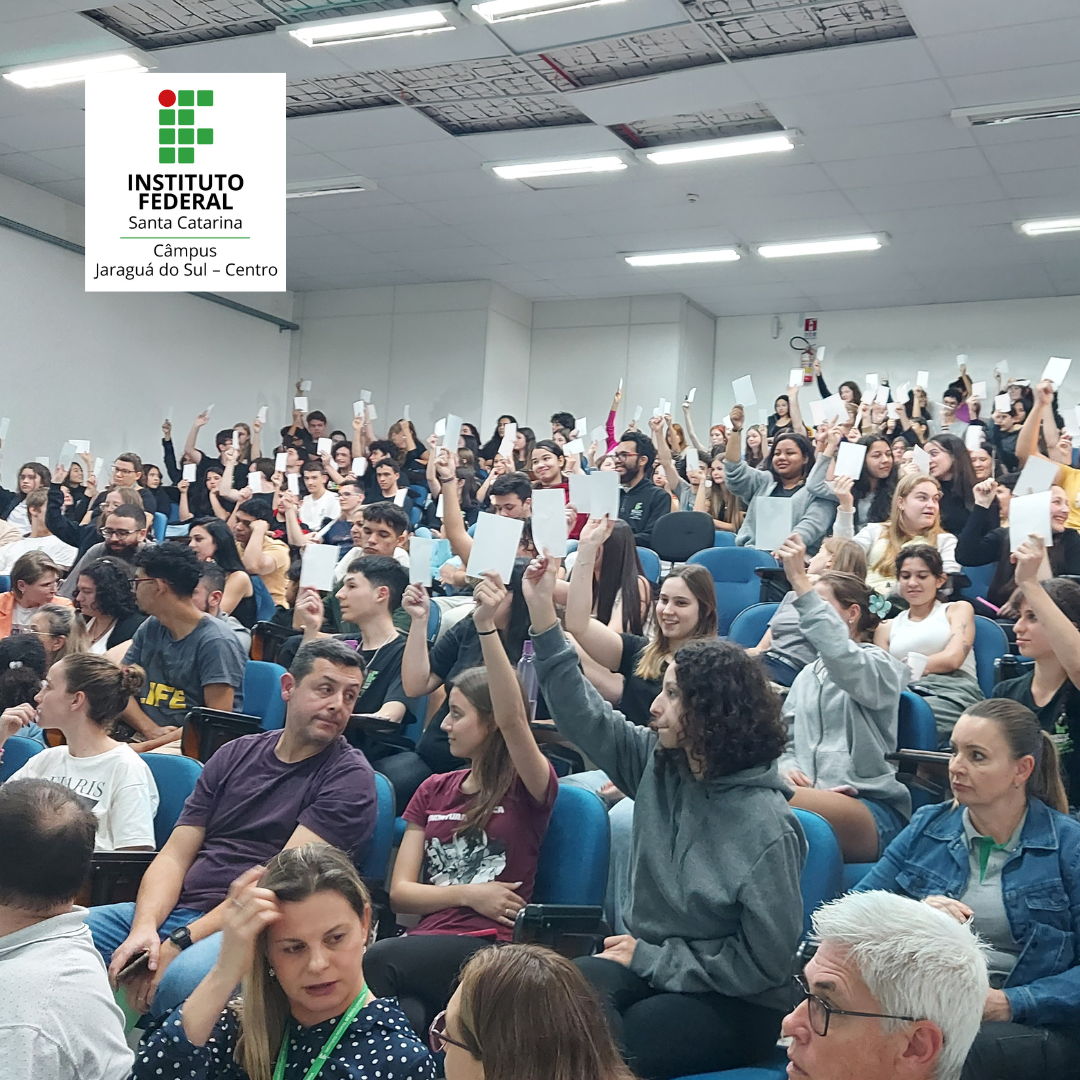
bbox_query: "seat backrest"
[687,546,777,582]
[648,512,716,563]
[0,735,42,781]
[533,786,610,906]
[972,615,1009,697]
[898,690,937,751]
[637,547,661,585]
[152,512,167,543]
[426,602,442,644]
[0,575,10,594]
[728,603,780,648]
[358,772,396,883]
[791,808,844,937]
[960,563,996,603]
[142,753,203,849]
[713,530,736,547]
[251,574,277,622]
[243,661,288,730]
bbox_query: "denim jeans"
[85,903,223,1020]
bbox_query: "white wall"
[712,296,1080,425]
[0,173,294,484]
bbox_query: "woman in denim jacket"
[856,698,1080,1080]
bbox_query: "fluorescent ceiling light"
[757,235,885,259]
[288,8,454,45]
[952,96,1080,127]
[491,155,628,179]
[1017,216,1080,236]
[626,249,741,267]
[3,53,146,89]
[286,175,376,199]
[473,0,626,23]
[644,131,797,165]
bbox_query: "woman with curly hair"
[522,553,806,1080]
[775,533,909,864]
[72,556,146,653]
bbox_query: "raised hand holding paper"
[875,386,889,407]
[294,397,308,412]
[957,354,968,370]
[1042,356,1072,390]
[317,437,332,456]
[93,457,104,480]
[633,405,643,422]
[754,498,793,552]
[971,381,986,400]
[352,457,367,476]
[498,422,516,460]
[353,401,365,418]
[70,439,91,454]
[0,418,9,441]
[300,380,312,393]
[258,406,268,424]
[183,463,198,482]
[912,445,931,476]
[789,369,803,389]
[965,426,984,451]
[360,390,372,403]
[248,471,263,494]
[685,447,700,473]
[732,375,756,407]
[466,513,523,582]
[917,371,929,388]
[590,471,620,520]
[995,394,1012,413]
[563,439,585,456]
[1015,455,1059,496]
[441,414,462,450]
[821,395,845,422]
[1010,492,1053,553]
[575,416,587,437]
[835,441,867,480]
[299,544,339,592]
[275,452,288,472]
[232,431,240,449]
[866,373,879,389]
[286,474,300,495]
[809,400,826,426]
[531,488,568,558]
[687,386,696,403]
[409,537,433,586]
[434,418,446,438]
[403,405,410,421]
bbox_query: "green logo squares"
[178,108,194,125]
[159,147,175,164]
[159,127,175,144]
[157,89,214,163]
[197,90,213,106]
[178,128,195,144]
[178,90,194,106]
[178,147,195,164]
[197,128,213,145]
[159,108,175,124]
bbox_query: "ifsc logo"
[156,88,214,164]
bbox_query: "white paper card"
[754,497,793,552]
[821,395,845,423]
[563,439,585,456]
[875,387,890,407]
[720,415,732,430]
[995,394,1012,413]
[294,397,308,412]
[436,494,445,520]
[965,426,985,451]
[166,405,174,422]
[183,463,198,482]
[531,488,568,559]
[895,382,910,402]
[652,407,663,419]
[917,371,930,388]
[866,373,879,388]
[409,537,433,586]
[575,416,587,437]
[317,438,332,456]
[275,452,288,473]
[58,443,75,469]
[887,403,900,420]
[789,369,803,388]
[835,442,867,479]
[912,445,931,476]
[590,471,620,520]
[353,400,365,418]
[0,418,9,441]
[393,489,407,507]
[367,404,377,421]
[906,652,929,680]
[466,513,523,582]
[287,474,300,495]
[205,404,215,417]
[685,447,700,474]
[403,405,410,422]
[732,375,757,407]
[687,387,696,403]
[957,354,968,369]
[1042,356,1072,390]
[440,414,462,450]
[434,418,446,438]
[633,406,643,422]
[589,426,607,447]
[300,544,339,592]
[232,431,241,449]
[817,347,826,363]
[300,380,312,392]
[93,457,104,480]
[971,381,987,400]
[998,360,1010,376]
[35,456,49,468]
[498,422,516,461]
[258,406,268,424]
[810,400,826,426]
[568,474,590,516]
[248,472,263,494]
[1015,454,1060,497]
[1010,491,1054,552]
[352,457,367,477]
[360,390,372,403]
[70,440,90,454]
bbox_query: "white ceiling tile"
[822,147,991,189]
[903,0,1078,37]
[997,167,1080,199]
[287,107,450,153]
[376,167,512,202]
[0,9,125,68]
[361,226,478,253]
[32,176,84,203]
[319,23,511,74]
[456,124,625,159]
[0,150,72,185]
[946,62,1080,112]
[287,152,362,183]
[845,175,1007,213]
[808,117,977,162]
[0,108,86,152]
[981,136,1080,174]
[327,140,484,179]
[768,80,957,132]
[153,33,356,79]
[25,144,83,176]
[922,19,1080,78]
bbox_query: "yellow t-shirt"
[238,536,290,606]
[1055,462,1080,531]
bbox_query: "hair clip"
[868,594,890,618]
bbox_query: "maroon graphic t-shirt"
[403,762,559,941]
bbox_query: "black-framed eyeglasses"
[792,975,920,1037]
[129,576,158,591]
[101,528,137,539]
[612,451,638,461]
[429,1010,472,1055]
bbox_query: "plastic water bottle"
[516,640,539,721]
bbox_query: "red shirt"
[404,763,559,941]
[541,479,588,540]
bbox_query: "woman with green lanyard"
[134,843,434,1080]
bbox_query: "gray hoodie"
[724,454,837,553]
[780,589,911,819]
[531,623,806,1012]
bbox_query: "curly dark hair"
[658,638,786,779]
[78,557,138,620]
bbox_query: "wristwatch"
[167,925,193,951]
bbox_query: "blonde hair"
[820,536,868,579]
[872,473,944,576]
[32,605,88,664]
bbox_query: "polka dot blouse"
[132,996,436,1080]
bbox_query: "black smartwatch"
[167,925,193,951]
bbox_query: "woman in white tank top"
[874,543,983,743]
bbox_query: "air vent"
[952,97,1080,128]
[612,101,782,148]
[286,74,400,117]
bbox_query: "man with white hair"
[784,890,988,1080]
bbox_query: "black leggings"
[962,1021,1080,1080]
[576,955,784,1080]
[364,933,493,1038]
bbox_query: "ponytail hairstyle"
[58,654,145,729]
[817,571,881,640]
[448,665,531,839]
[32,604,88,663]
[960,699,1068,814]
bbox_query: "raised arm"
[183,410,209,465]
[239,520,276,576]
[161,422,182,483]
[681,398,708,454]
[563,516,625,671]
[1015,537,1080,689]
[400,584,443,697]
[250,416,263,460]
[280,492,311,550]
[474,573,551,801]
[1016,379,1055,466]
[787,378,805,434]
[436,451,472,563]
[651,414,680,493]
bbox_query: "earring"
[268,966,276,979]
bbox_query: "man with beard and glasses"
[58,504,149,600]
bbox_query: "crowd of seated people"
[1,358,1080,1080]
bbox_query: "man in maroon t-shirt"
[86,639,377,1020]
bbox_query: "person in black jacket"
[613,431,672,547]
[0,460,50,534]
[71,555,146,653]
